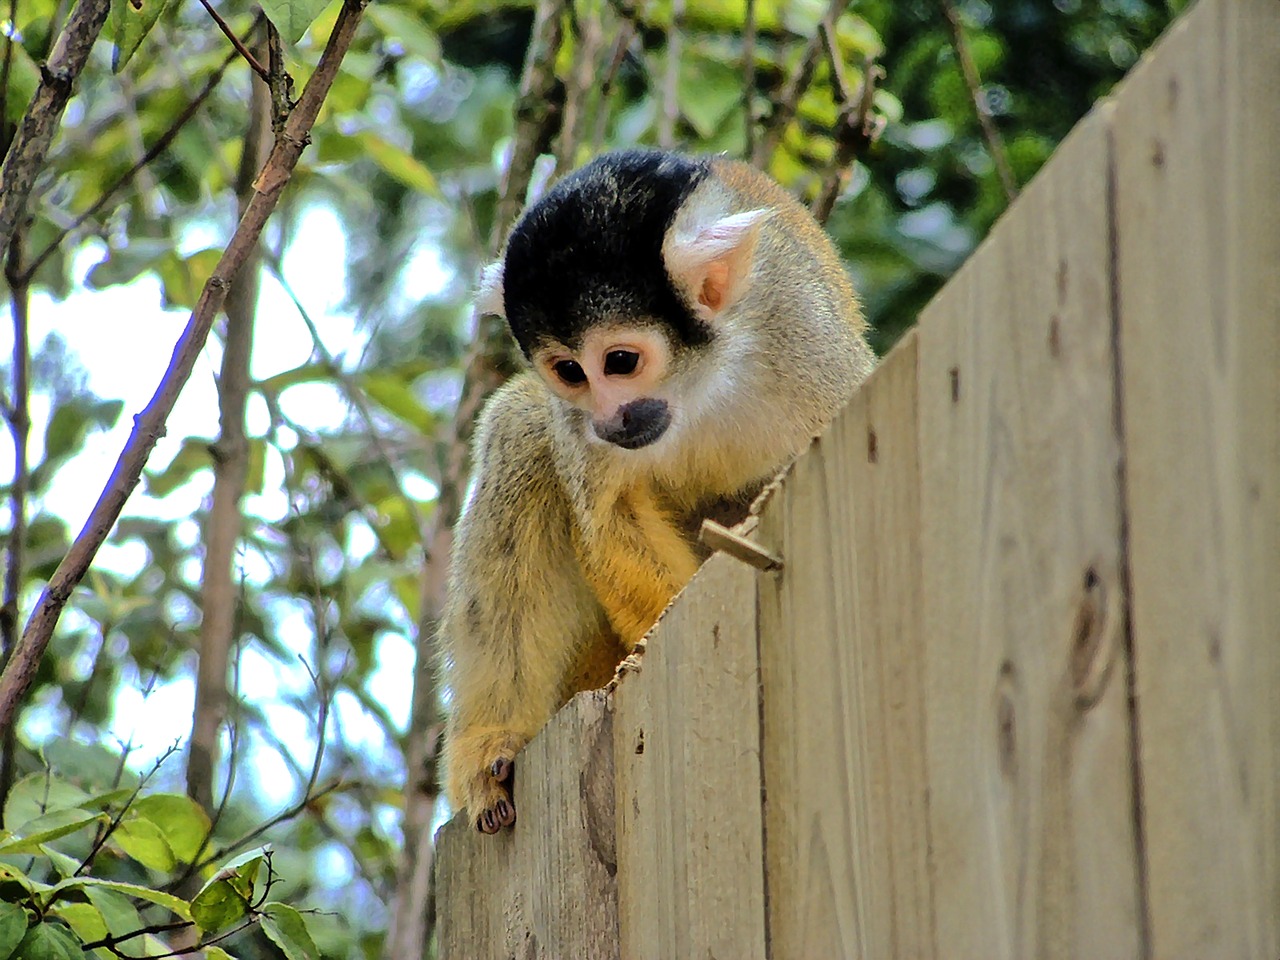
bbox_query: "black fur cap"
[501,150,714,358]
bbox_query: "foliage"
[0,0,1177,955]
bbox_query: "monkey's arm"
[440,375,611,833]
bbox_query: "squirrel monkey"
[441,150,874,833]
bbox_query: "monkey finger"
[495,798,516,827]
[490,757,514,783]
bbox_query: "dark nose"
[594,398,671,449]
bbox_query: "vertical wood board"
[915,109,1142,959]
[757,332,936,959]
[436,691,618,960]
[1113,1,1280,955]
[613,552,767,960]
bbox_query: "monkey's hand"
[449,728,528,834]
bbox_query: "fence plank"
[757,331,935,958]
[913,109,1142,959]
[613,552,767,960]
[1113,1,1280,956]
[435,690,617,960]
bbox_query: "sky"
[1,203,439,808]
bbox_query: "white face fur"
[476,189,773,456]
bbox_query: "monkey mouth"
[608,423,668,450]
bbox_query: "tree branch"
[742,0,757,159]
[0,0,371,735]
[19,37,250,285]
[938,0,1017,203]
[0,228,31,816]
[387,2,568,954]
[196,0,268,81]
[753,0,850,168]
[658,0,683,148]
[187,49,272,815]
[0,0,112,258]
[810,38,883,224]
[262,249,427,539]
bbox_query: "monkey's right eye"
[553,360,587,385]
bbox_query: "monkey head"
[475,150,772,454]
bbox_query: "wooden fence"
[434,1,1279,956]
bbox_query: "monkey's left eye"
[553,359,588,385]
[603,350,640,376]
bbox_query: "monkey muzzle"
[593,398,671,450]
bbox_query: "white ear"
[662,208,772,318]
[475,261,505,318]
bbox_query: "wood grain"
[756,331,935,958]
[1113,1,1280,955]
[914,109,1142,959]
[435,690,618,960]
[613,552,768,960]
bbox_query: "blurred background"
[0,0,1182,955]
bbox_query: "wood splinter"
[699,519,784,572]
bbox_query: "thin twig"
[591,14,633,151]
[753,0,850,168]
[262,249,427,539]
[810,42,884,224]
[188,47,270,816]
[189,780,345,874]
[75,741,183,876]
[0,228,30,815]
[554,0,602,173]
[938,0,1017,202]
[742,0,757,159]
[264,20,293,131]
[0,0,371,736]
[659,0,683,147]
[0,0,112,257]
[196,0,267,80]
[19,39,249,284]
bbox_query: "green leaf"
[144,438,213,498]
[111,816,175,872]
[366,5,441,63]
[1,42,40,127]
[259,0,333,43]
[128,794,211,864]
[358,133,441,196]
[49,902,106,945]
[191,849,265,934]
[677,53,742,138]
[190,876,248,934]
[38,846,81,880]
[359,372,436,433]
[0,809,104,854]
[259,903,320,960]
[0,900,28,960]
[42,741,139,793]
[42,399,124,465]
[256,362,335,394]
[246,437,266,496]
[203,947,238,960]
[0,861,34,891]
[82,886,141,940]
[156,248,221,311]
[3,775,91,832]
[84,239,168,290]
[106,0,174,72]
[15,921,81,960]
[50,879,191,921]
